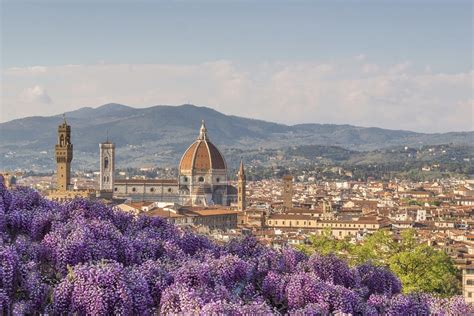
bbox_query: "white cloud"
[2,60,473,132]
[19,85,53,104]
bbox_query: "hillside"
[1,103,472,170]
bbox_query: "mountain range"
[1,103,472,171]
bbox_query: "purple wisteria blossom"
[0,181,472,315]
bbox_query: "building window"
[114,187,118,192]
[150,188,155,192]
[216,177,220,183]
[132,187,136,192]
[198,176,204,182]
[168,188,172,193]
[467,280,474,286]
[104,157,109,169]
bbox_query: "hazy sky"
[1,0,473,132]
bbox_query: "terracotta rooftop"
[179,137,226,172]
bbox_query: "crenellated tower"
[55,115,73,191]
[237,159,246,211]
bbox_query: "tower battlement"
[54,117,73,191]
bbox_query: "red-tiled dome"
[179,121,226,173]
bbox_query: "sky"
[1,0,473,133]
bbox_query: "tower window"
[104,157,109,169]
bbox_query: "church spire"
[198,120,208,140]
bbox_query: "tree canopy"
[298,229,460,296]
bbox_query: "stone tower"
[282,175,293,209]
[55,116,73,191]
[99,141,115,191]
[237,159,246,211]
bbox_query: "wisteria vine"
[0,181,472,315]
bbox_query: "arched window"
[60,134,65,146]
[198,176,204,182]
[104,157,109,169]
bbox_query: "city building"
[265,215,388,239]
[99,140,115,192]
[282,175,293,209]
[54,116,73,191]
[462,266,474,303]
[47,117,94,201]
[237,159,246,211]
[113,121,237,206]
[117,201,238,231]
[0,173,16,188]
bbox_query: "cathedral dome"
[179,121,227,173]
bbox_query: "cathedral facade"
[113,121,239,206]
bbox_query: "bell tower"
[282,175,293,209]
[237,159,246,211]
[55,115,73,191]
[99,140,115,191]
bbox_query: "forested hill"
[1,103,472,170]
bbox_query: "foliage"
[300,229,461,296]
[0,181,471,315]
